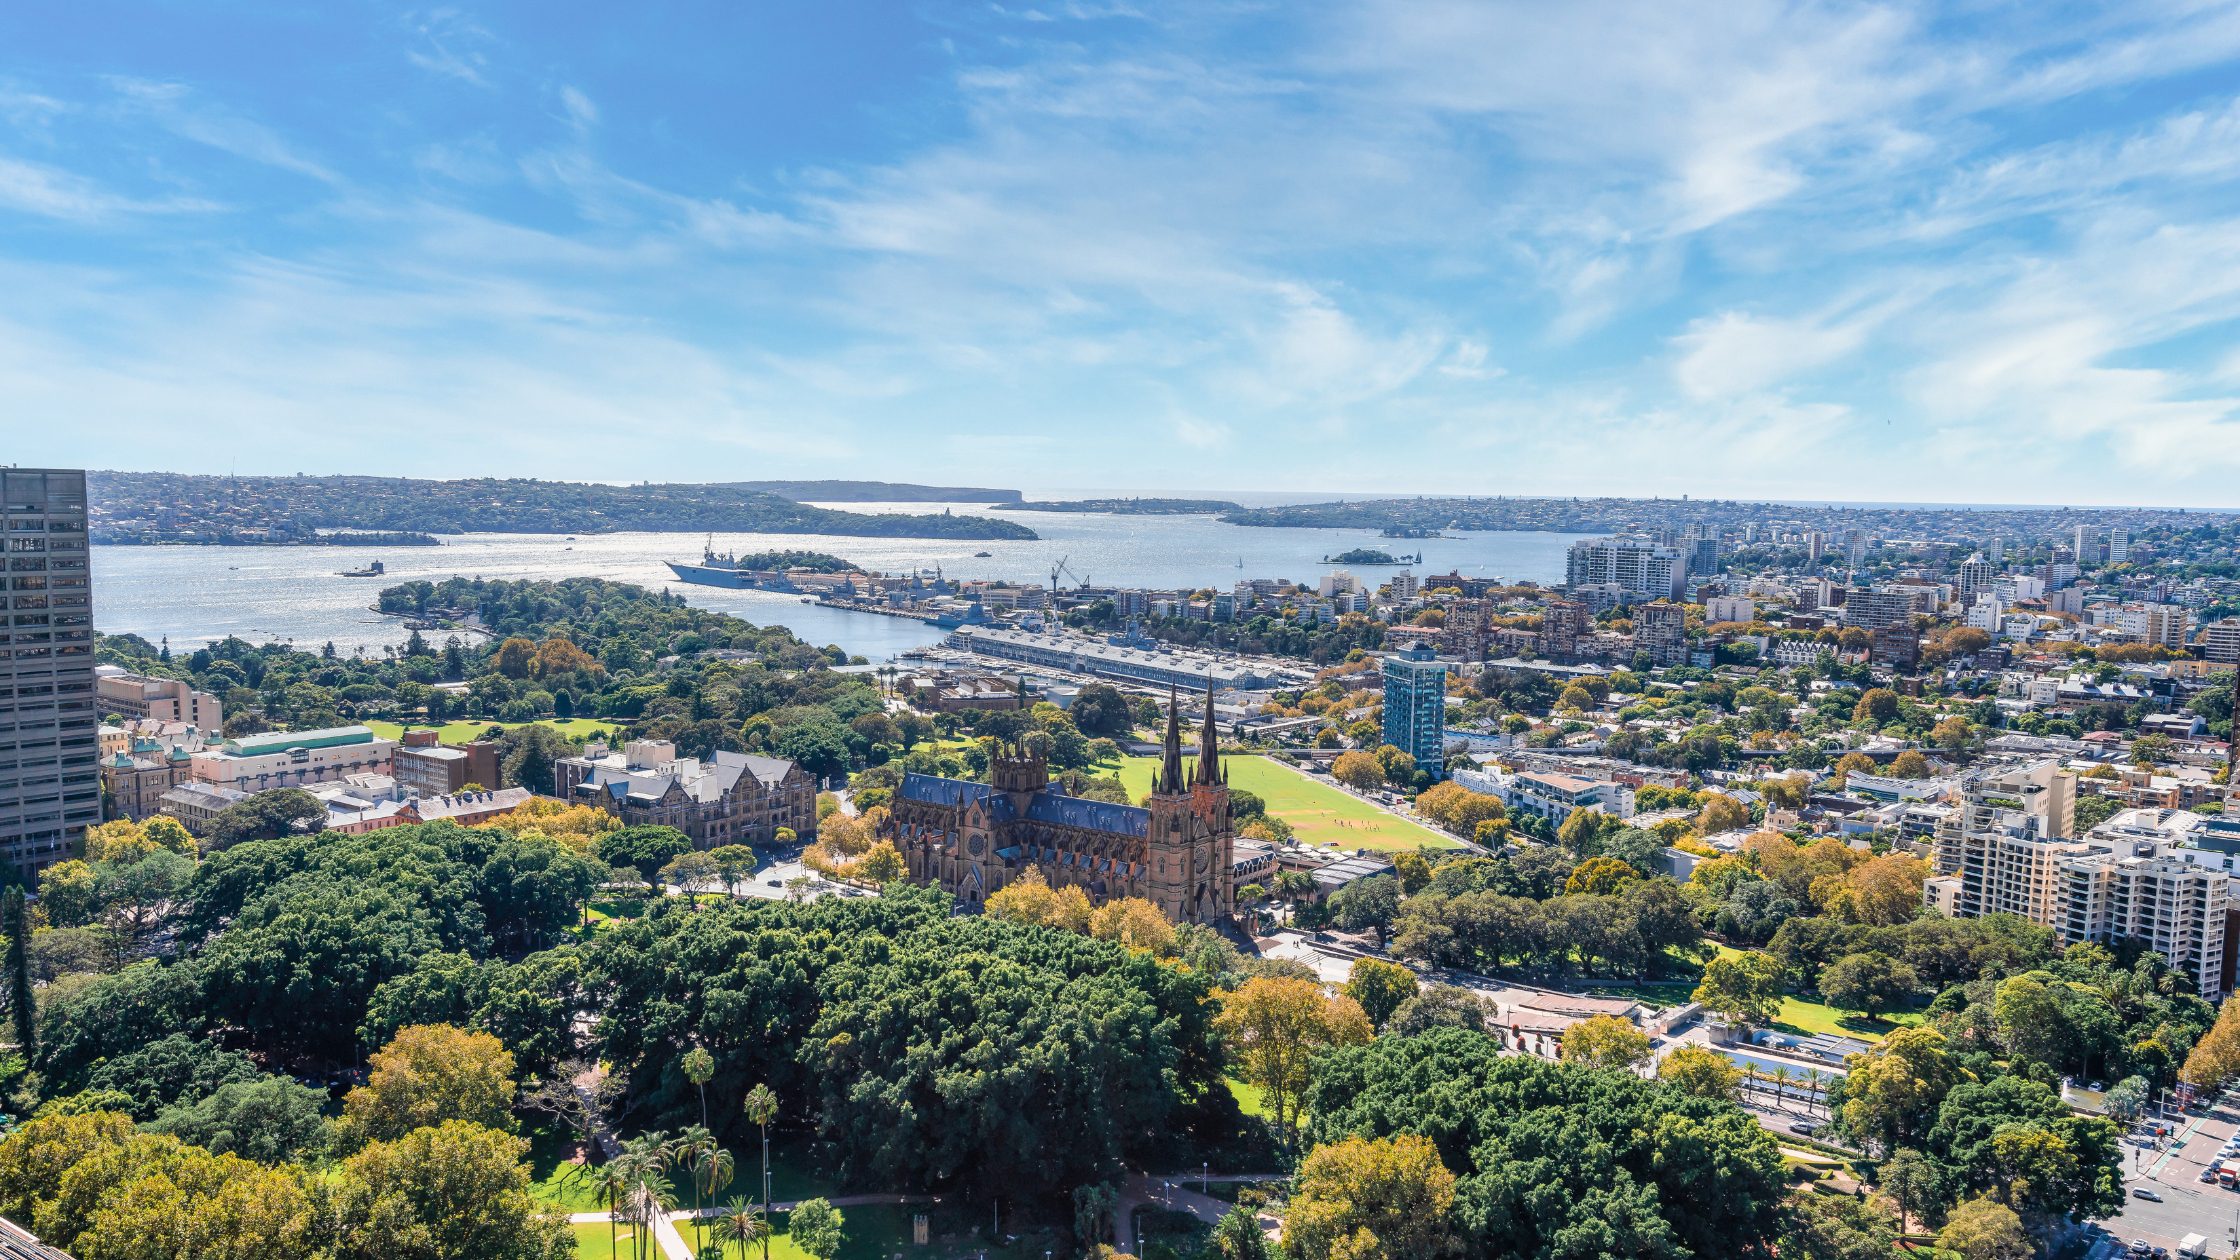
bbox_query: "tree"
[1387,985,1486,1037]
[1287,1134,1460,1260]
[1818,952,1917,1019]
[340,1024,518,1147]
[2183,992,2240,1091]
[1087,898,1177,954]
[1332,750,1384,792]
[1558,1014,1653,1073]
[327,1120,573,1260]
[34,862,98,930]
[1215,977,1372,1148]
[1934,1196,2030,1260]
[1208,1204,1274,1260]
[1657,1045,1742,1102]
[1344,960,1419,1030]
[682,1047,715,1128]
[1780,1192,1899,1260]
[1845,854,1926,927]
[1691,951,1784,1027]
[1308,1030,1787,1260]
[1563,855,1638,896]
[202,788,326,850]
[1831,752,1875,789]
[1695,793,1751,835]
[1328,875,1401,936]
[597,826,694,891]
[3,888,32,1059]
[787,1197,845,1260]
[1878,1147,1950,1233]
[715,1197,770,1260]
[744,1082,777,1250]
[853,841,907,886]
[984,866,1093,933]
[1839,1026,1970,1153]
[1888,749,1932,779]
[1853,688,1900,726]
[146,1075,330,1165]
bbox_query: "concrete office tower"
[0,469,100,873]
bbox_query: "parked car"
[2202,1166,2220,1183]
[2133,1187,2163,1202]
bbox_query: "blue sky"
[6,2,2240,504]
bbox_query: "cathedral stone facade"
[886,686,1235,924]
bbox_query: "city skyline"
[8,3,2240,505]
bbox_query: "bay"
[91,505,1593,661]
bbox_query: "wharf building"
[886,687,1235,924]
[557,739,817,848]
[0,469,99,873]
[945,624,1304,691]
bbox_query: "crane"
[1051,556,1089,593]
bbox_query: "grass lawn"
[365,717,615,745]
[1107,755,1458,853]
[1226,1077,1271,1119]
[528,1123,606,1212]
[1569,944,1919,1041]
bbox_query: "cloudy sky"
[6,1,2240,504]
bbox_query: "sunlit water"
[92,504,1593,660]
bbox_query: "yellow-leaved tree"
[1214,976,1372,1149]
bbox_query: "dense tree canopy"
[1307,1028,1787,1260]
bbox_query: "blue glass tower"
[1380,643,1449,778]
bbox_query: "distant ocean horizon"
[1015,486,2236,513]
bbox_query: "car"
[2133,1187,2163,1202]
[2204,1167,2221,1183]
[1789,1121,1820,1136]
[2092,1080,2107,1091]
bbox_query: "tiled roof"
[0,1218,72,1260]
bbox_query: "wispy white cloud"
[104,76,337,182]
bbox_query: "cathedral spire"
[1157,684,1186,795]
[1196,676,1222,787]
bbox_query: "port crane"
[1050,556,1090,594]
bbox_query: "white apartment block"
[1929,765,2232,1000]
[1565,537,1683,602]
[1705,595,1755,624]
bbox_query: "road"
[2086,1093,2239,1257]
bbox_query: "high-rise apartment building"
[1634,601,1688,667]
[1928,761,2078,921]
[1565,537,1683,602]
[1956,554,1998,602]
[1844,529,1868,571]
[1842,586,1915,630]
[2108,528,2129,564]
[2205,618,2240,663]
[0,469,100,873]
[1381,643,1449,778]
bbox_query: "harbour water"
[92,504,1594,660]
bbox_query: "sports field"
[365,718,614,745]
[1109,754,1458,853]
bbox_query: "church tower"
[1145,681,1235,924]
[1145,686,1195,921]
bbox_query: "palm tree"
[594,1158,634,1260]
[1769,1064,1792,1109]
[744,1083,779,1260]
[628,1167,680,1260]
[715,1196,770,1260]
[682,1047,715,1128]
[677,1124,731,1254]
